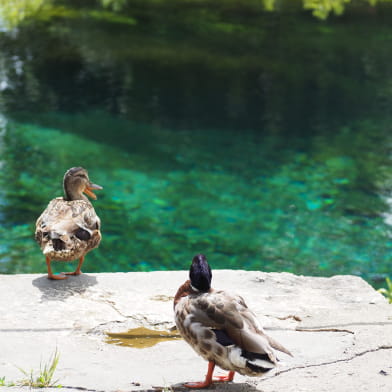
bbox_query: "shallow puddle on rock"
[105,327,181,348]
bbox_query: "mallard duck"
[174,254,292,388]
[35,167,102,280]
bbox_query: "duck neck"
[173,280,194,309]
[63,184,87,201]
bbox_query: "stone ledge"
[0,271,391,392]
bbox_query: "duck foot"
[64,271,82,276]
[46,256,68,280]
[48,273,68,280]
[183,362,216,388]
[213,371,235,382]
[183,381,212,388]
[63,256,85,276]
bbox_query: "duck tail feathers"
[266,335,293,357]
[241,350,276,373]
[246,359,276,373]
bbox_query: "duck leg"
[184,361,215,388]
[64,256,84,276]
[46,256,67,280]
[213,371,235,382]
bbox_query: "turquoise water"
[0,1,392,286]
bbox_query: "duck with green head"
[35,167,102,280]
[174,254,292,388]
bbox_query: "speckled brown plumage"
[35,167,102,279]
[174,268,292,382]
[35,197,101,261]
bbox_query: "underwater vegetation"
[0,117,391,287]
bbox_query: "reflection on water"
[106,327,181,348]
[0,113,7,237]
[0,1,392,286]
[384,198,392,227]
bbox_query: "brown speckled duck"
[174,254,292,388]
[35,167,102,280]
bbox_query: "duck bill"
[83,183,103,200]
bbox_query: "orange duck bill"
[83,183,103,200]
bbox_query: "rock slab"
[0,271,391,392]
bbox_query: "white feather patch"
[248,358,275,370]
[228,346,247,368]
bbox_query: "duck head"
[63,167,103,201]
[189,254,212,292]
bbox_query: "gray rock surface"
[0,271,391,392]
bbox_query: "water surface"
[0,1,391,286]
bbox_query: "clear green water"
[0,1,391,286]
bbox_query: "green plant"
[162,386,174,392]
[17,349,61,388]
[378,277,392,303]
[0,376,15,387]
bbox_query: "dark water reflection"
[0,1,392,286]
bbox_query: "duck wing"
[191,290,292,360]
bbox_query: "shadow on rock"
[169,382,261,392]
[32,274,98,302]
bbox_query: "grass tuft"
[17,348,61,388]
[0,376,15,387]
[378,277,392,304]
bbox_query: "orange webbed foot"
[183,381,212,388]
[48,273,68,280]
[213,371,235,382]
[183,361,215,389]
[63,256,84,276]
[63,270,82,276]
